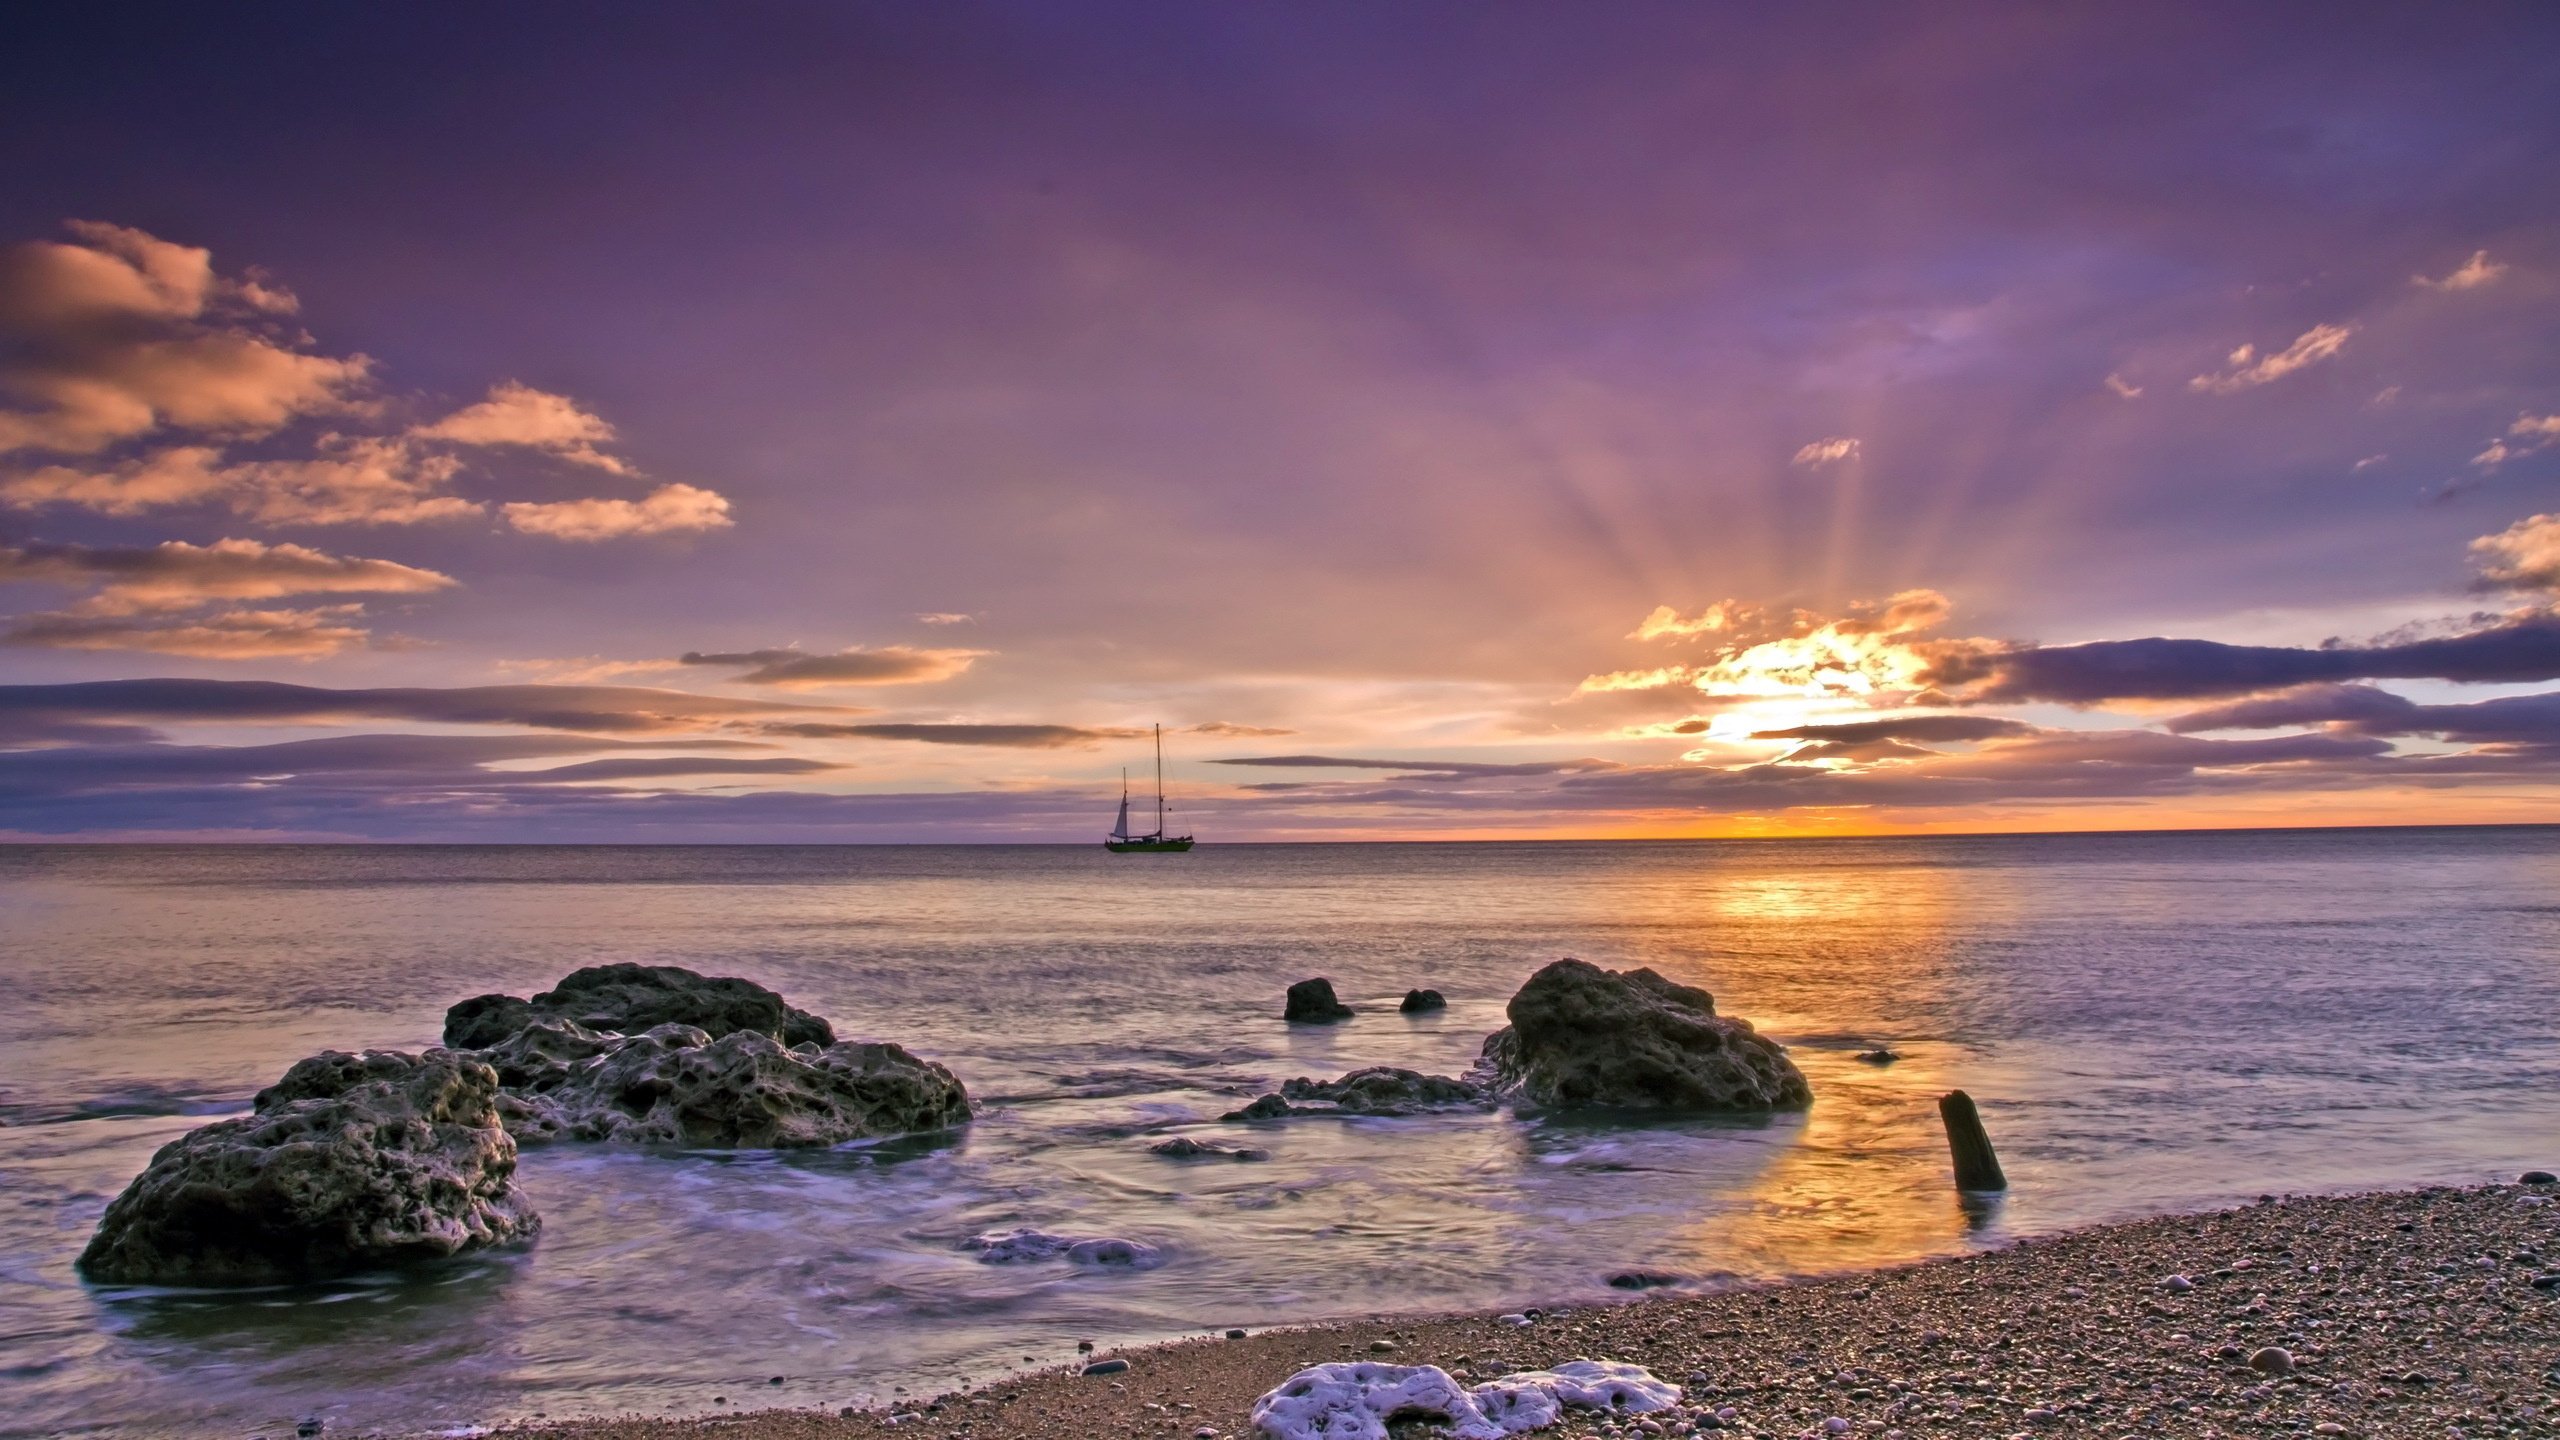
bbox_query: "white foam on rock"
[1250,1359,1678,1440]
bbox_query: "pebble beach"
[503,1182,2560,1440]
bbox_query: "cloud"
[2104,373,2143,399]
[2,604,376,659]
[1210,753,1616,777]
[1748,714,2038,745]
[2470,414,2560,470]
[0,537,452,611]
[503,482,732,540]
[2167,683,2560,749]
[679,644,983,686]
[1925,612,2560,704]
[1185,721,1295,737]
[0,677,858,736]
[0,221,367,456]
[764,721,1143,748]
[2469,513,2560,593]
[2413,250,2507,292]
[1790,436,1860,467]
[2188,323,2353,393]
[0,436,480,525]
[1584,589,1965,700]
[0,538,458,657]
[413,382,632,474]
[915,612,976,625]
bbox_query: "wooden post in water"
[1939,1090,2008,1192]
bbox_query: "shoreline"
[496,1179,2560,1439]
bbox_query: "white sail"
[1110,794,1132,839]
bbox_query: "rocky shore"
[494,1182,2559,1439]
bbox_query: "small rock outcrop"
[79,1050,537,1285]
[1223,1067,1490,1121]
[964,1228,1165,1269]
[1475,959,1810,1112]
[488,1022,970,1147]
[1399,988,1447,1013]
[1149,1136,1269,1161]
[1283,977,1354,1023]
[443,963,833,1050]
[1280,1067,1487,1113]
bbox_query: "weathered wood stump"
[1938,1089,2008,1192]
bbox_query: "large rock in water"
[1476,959,1810,1112]
[1283,977,1354,1023]
[79,1050,537,1285]
[480,1021,971,1146]
[441,963,833,1050]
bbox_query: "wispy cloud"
[2471,414,2560,470]
[1790,436,1860,468]
[2104,373,2143,400]
[766,721,1143,748]
[678,644,984,687]
[0,538,456,656]
[2412,249,2507,292]
[2470,513,2560,594]
[2188,323,2353,393]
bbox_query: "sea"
[2,829,2556,1438]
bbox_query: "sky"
[2,2,2557,841]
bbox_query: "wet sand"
[499,1181,2560,1439]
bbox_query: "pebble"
[1225,1328,1247,1340]
[295,1423,321,1439]
[1367,1340,1396,1353]
[2521,1170,2557,1184]
[2160,1274,2193,1293]
[1080,1359,1130,1377]
[2247,1345,2293,1374]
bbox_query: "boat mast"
[1154,723,1166,837]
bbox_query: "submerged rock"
[1149,1136,1270,1161]
[442,963,834,1050]
[495,1024,970,1147]
[964,1228,1164,1269]
[1278,1066,1489,1114]
[1476,959,1810,1112]
[1250,1359,1678,1440]
[1283,977,1354,1023]
[1854,1047,1901,1065]
[1400,988,1448,1013]
[79,1050,537,1285]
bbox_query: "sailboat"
[1105,724,1195,852]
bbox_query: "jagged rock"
[441,963,834,1050]
[495,1024,970,1147]
[1283,977,1354,1023]
[1399,988,1447,1013]
[79,1050,536,1285]
[1278,1067,1489,1114]
[964,1228,1165,1268]
[1149,1136,1270,1161]
[1476,959,1810,1112]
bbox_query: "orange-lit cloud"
[2188,323,2353,393]
[1790,436,1860,467]
[502,482,732,540]
[414,382,633,474]
[678,643,983,687]
[2471,513,2560,594]
[2413,249,2507,292]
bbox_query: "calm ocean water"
[3,830,2557,1437]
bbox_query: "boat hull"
[1104,836,1195,853]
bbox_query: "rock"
[1369,1340,1397,1353]
[78,1050,537,1285]
[1222,1093,1298,1122]
[1250,1360,1678,1440]
[1284,977,1354,1023]
[2161,1274,2194,1293]
[441,963,834,1050]
[1277,1067,1491,1114]
[2246,1346,2294,1375]
[2522,1170,2558,1184]
[1149,1136,1269,1161]
[1853,1048,1900,1065]
[1226,1328,1249,1339]
[1606,1270,1682,1290]
[964,1228,1164,1269]
[1400,988,1447,1013]
[493,1025,969,1147]
[1082,1359,1130,1377]
[1473,960,1810,1112]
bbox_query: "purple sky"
[2,3,2557,839]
